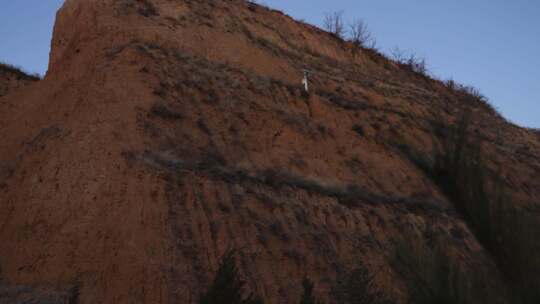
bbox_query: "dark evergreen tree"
[200,251,264,304]
[300,278,318,304]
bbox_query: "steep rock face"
[0,0,538,303]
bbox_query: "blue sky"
[0,1,63,75]
[0,1,538,128]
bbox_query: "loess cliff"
[0,0,539,303]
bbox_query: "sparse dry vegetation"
[142,150,446,214]
[348,19,376,49]
[0,62,41,80]
[532,128,540,139]
[390,47,428,76]
[333,260,391,304]
[323,11,346,39]
[408,112,540,303]
[444,80,499,117]
[391,231,498,304]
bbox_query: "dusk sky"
[0,0,538,128]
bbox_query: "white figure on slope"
[302,69,311,93]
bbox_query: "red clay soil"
[0,0,538,303]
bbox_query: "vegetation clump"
[390,47,428,76]
[323,11,346,39]
[0,62,41,80]
[349,19,376,49]
[333,260,390,304]
[200,251,264,304]
[136,0,159,17]
[300,278,321,304]
[419,112,540,303]
[391,231,493,304]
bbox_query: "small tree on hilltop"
[200,251,264,304]
[300,278,322,304]
[349,19,376,49]
[390,47,428,75]
[324,11,346,39]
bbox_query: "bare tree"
[391,46,428,75]
[323,11,345,39]
[349,19,376,49]
[390,46,407,62]
[408,55,427,74]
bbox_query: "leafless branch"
[391,47,428,75]
[349,19,376,49]
[323,11,345,39]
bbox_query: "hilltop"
[0,0,539,303]
[0,63,39,97]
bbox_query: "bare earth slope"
[1,0,539,303]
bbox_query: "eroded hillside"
[0,0,539,303]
